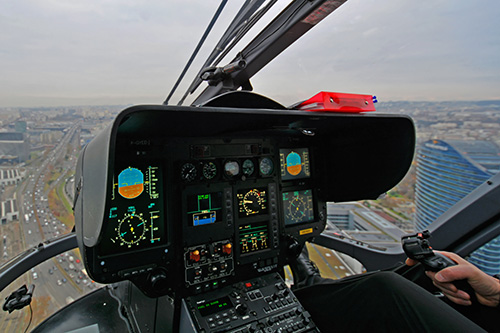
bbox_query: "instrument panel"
[74,104,415,302]
[83,134,325,297]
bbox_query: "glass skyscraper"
[415,139,500,274]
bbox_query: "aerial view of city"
[0,99,498,330]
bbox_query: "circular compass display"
[282,190,314,226]
[116,214,147,246]
[287,197,307,220]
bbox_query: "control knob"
[223,243,232,255]
[150,270,169,292]
[235,303,248,316]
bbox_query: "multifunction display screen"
[279,148,311,180]
[282,189,315,226]
[100,164,165,256]
[239,222,269,254]
[236,188,268,217]
[187,192,223,226]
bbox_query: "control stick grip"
[402,231,477,304]
[421,253,477,303]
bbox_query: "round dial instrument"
[242,189,265,215]
[202,161,217,180]
[116,214,147,246]
[181,162,197,182]
[242,159,255,176]
[259,157,274,176]
[224,160,240,177]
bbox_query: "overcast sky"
[1,0,499,107]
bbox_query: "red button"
[245,282,252,288]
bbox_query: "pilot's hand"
[407,251,500,307]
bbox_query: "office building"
[415,139,500,274]
[0,132,29,164]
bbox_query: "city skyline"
[1,0,500,108]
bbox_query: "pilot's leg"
[294,271,486,332]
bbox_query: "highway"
[0,121,364,331]
[0,122,98,332]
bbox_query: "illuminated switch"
[190,250,201,262]
[223,243,232,255]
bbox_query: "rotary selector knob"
[150,270,168,292]
[235,303,248,315]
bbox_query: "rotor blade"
[179,0,277,105]
[178,0,274,106]
[163,0,228,105]
[192,0,348,106]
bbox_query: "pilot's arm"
[407,251,500,307]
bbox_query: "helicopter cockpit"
[2,0,500,331]
[62,92,414,331]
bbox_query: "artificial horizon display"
[279,148,311,180]
[99,164,166,256]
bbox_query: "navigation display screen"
[100,164,165,256]
[282,189,315,226]
[279,148,311,180]
[239,222,269,254]
[187,192,223,226]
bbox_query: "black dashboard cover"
[74,104,414,249]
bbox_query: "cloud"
[0,0,499,107]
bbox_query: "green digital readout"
[239,222,269,254]
[197,296,233,317]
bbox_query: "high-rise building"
[415,139,500,274]
[0,132,30,164]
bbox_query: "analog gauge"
[224,160,240,177]
[242,159,255,177]
[202,161,217,180]
[241,189,266,215]
[116,214,146,246]
[259,157,274,176]
[181,162,197,182]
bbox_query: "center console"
[180,273,318,333]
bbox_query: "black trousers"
[294,271,488,333]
